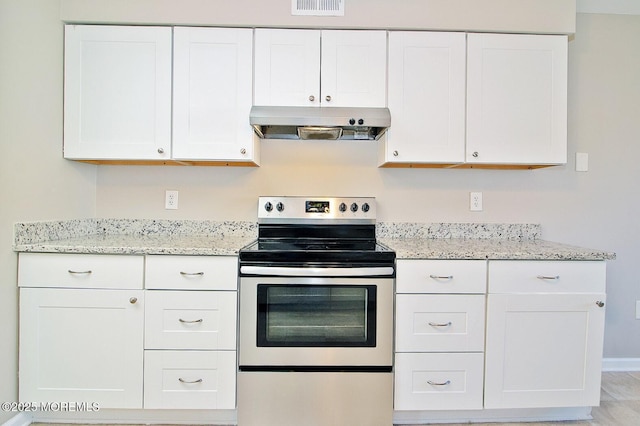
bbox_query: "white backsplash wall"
[95,14,640,360]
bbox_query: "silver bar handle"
[429,321,452,328]
[68,269,92,275]
[178,378,203,384]
[240,265,394,277]
[429,275,453,280]
[427,380,451,386]
[180,271,205,276]
[537,275,560,280]
[179,318,203,324]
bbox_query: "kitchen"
[1,0,639,425]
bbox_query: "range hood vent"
[250,106,391,141]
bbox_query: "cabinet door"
[19,288,144,408]
[385,32,466,164]
[321,30,387,107]
[395,352,484,410]
[254,29,321,107]
[396,294,485,352]
[64,25,172,160]
[144,350,236,409]
[173,27,256,162]
[145,290,237,350]
[484,293,606,409]
[145,255,238,290]
[466,33,568,165]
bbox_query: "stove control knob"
[276,202,285,212]
[264,202,273,212]
[362,203,370,213]
[350,202,358,212]
[339,202,347,212]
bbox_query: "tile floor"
[31,372,640,426]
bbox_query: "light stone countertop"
[12,219,615,260]
[380,237,615,261]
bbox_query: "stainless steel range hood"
[249,106,391,141]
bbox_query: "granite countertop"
[381,237,615,260]
[13,219,616,261]
[13,219,257,256]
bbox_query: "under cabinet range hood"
[249,106,391,141]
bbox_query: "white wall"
[93,12,640,359]
[0,1,96,422]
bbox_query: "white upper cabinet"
[320,30,387,107]
[254,29,387,107]
[254,29,321,107]
[382,32,466,165]
[64,25,172,160]
[466,33,568,165]
[173,27,256,163]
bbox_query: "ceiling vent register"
[292,0,345,16]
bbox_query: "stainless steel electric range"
[237,196,395,426]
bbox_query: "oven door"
[239,276,393,370]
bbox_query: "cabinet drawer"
[144,350,236,409]
[488,261,606,293]
[145,290,236,350]
[396,260,486,294]
[18,253,144,289]
[394,352,484,410]
[396,295,485,352]
[145,255,237,290]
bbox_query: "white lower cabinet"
[144,350,236,409]
[144,255,238,409]
[394,260,487,411]
[395,352,484,410]
[18,253,145,408]
[18,252,237,412]
[484,260,607,409]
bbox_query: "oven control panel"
[258,196,376,223]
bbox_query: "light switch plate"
[576,152,589,172]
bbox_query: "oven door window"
[257,285,376,347]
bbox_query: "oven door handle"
[240,265,394,277]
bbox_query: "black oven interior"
[257,284,377,347]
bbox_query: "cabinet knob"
[325,95,332,102]
[240,148,247,155]
[157,148,165,154]
[393,150,399,157]
[472,151,479,158]
[309,95,315,102]
[129,297,138,304]
[596,301,605,308]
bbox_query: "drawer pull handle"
[596,301,605,308]
[180,271,205,276]
[179,318,203,324]
[429,321,452,328]
[429,275,453,280]
[537,275,560,280]
[427,380,451,386]
[178,378,203,384]
[68,269,92,275]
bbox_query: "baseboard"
[602,357,640,371]
[1,412,32,426]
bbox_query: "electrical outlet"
[165,190,179,210]
[470,192,483,212]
